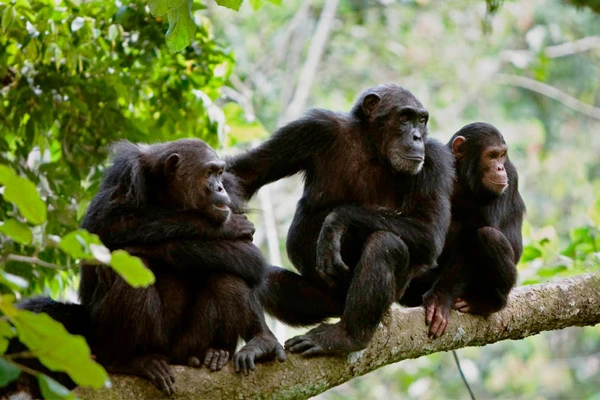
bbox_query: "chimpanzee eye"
[419,116,427,124]
[399,115,409,123]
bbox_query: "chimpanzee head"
[110,139,232,224]
[449,122,510,196]
[352,84,429,175]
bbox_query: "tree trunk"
[76,273,600,400]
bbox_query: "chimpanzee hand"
[423,289,453,338]
[221,213,255,241]
[316,213,349,286]
[234,333,286,376]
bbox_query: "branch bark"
[76,273,600,400]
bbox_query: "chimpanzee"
[421,122,525,338]
[226,84,455,355]
[18,139,285,396]
[81,139,286,394]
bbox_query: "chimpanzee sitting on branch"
[419,122,525,337]
[227,84,455,356]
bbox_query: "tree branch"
[75,273,600,400]
[497,73,600,120]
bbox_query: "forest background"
[0,0,599,398]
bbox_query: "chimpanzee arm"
[226,109,336,199]
[316,138,453,284]
[233,290,286,374]
[126,240,266,287]
[82,195,254,247]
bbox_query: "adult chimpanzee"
[226,84,455,355]
[421,122,525,338]
[20,139,285,396]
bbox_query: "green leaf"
[0,219,33,244]
[148,0,169,16]
[109,250,155,288]
[249,0,262,10]
[0,320,16,355]
[1,7,16,32]
[520,245,542,262]
[37,374,76,400]
[0,359,21,387]
[0,299,108,388]
[165,0,196,53]
[59,230,104,260]
[215,0,243,11]
[0,165,16,185]
[3,175,47,225]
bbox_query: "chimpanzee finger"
[316,267,336,287]
[216,350,229,370]
[275,346,287,362]
[234,354,243,373]
[246,354,256,372]
[434,316,447,338]
[453,300,469,310]
[203,349,215,368]
[158,359,175,386]
[301,346,324,357]
[288,339,315,353]
[425,303,435,325]
[210,352,220,371]
[429,311,442,337]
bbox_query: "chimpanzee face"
[361,91,428,175]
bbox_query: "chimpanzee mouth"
[489,180,508,186]
[400,155,425,162]
[213,204,230,211]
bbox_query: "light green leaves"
[38,374,76,400]
[216,0,243,11]
[0,319,16,355]
[0,219,33,245]
[109,250,155,287]
[59,230,155,287]
[149,0,196,53]
[0,296,108,389]
[0,166,46,225]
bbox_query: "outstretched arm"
[226,109,337,199]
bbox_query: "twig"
[5,254,66,270]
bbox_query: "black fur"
[18,139,285,396]
[227,84,455,355]
[418,122,525,337]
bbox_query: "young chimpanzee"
[422,122,525,338]
[20,139,285,396]
[226,84,455,356]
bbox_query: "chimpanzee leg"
[91,272,176,395]
[171,274,244,371]
[260,265,346,326]
[285,231,409,356]
[455,227,517,315]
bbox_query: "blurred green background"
[0,0,599,398]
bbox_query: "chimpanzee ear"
[362,93,381,118]
[164,153,181,178]
[452,136,467,160]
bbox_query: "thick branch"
[76,273,600,400]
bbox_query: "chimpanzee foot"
[188,348,229,371]
[234,333,286,375]
[107,354,175,396]
[284,322,366,356]
[452,298,471,313]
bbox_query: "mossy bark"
[76,273,600,400]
